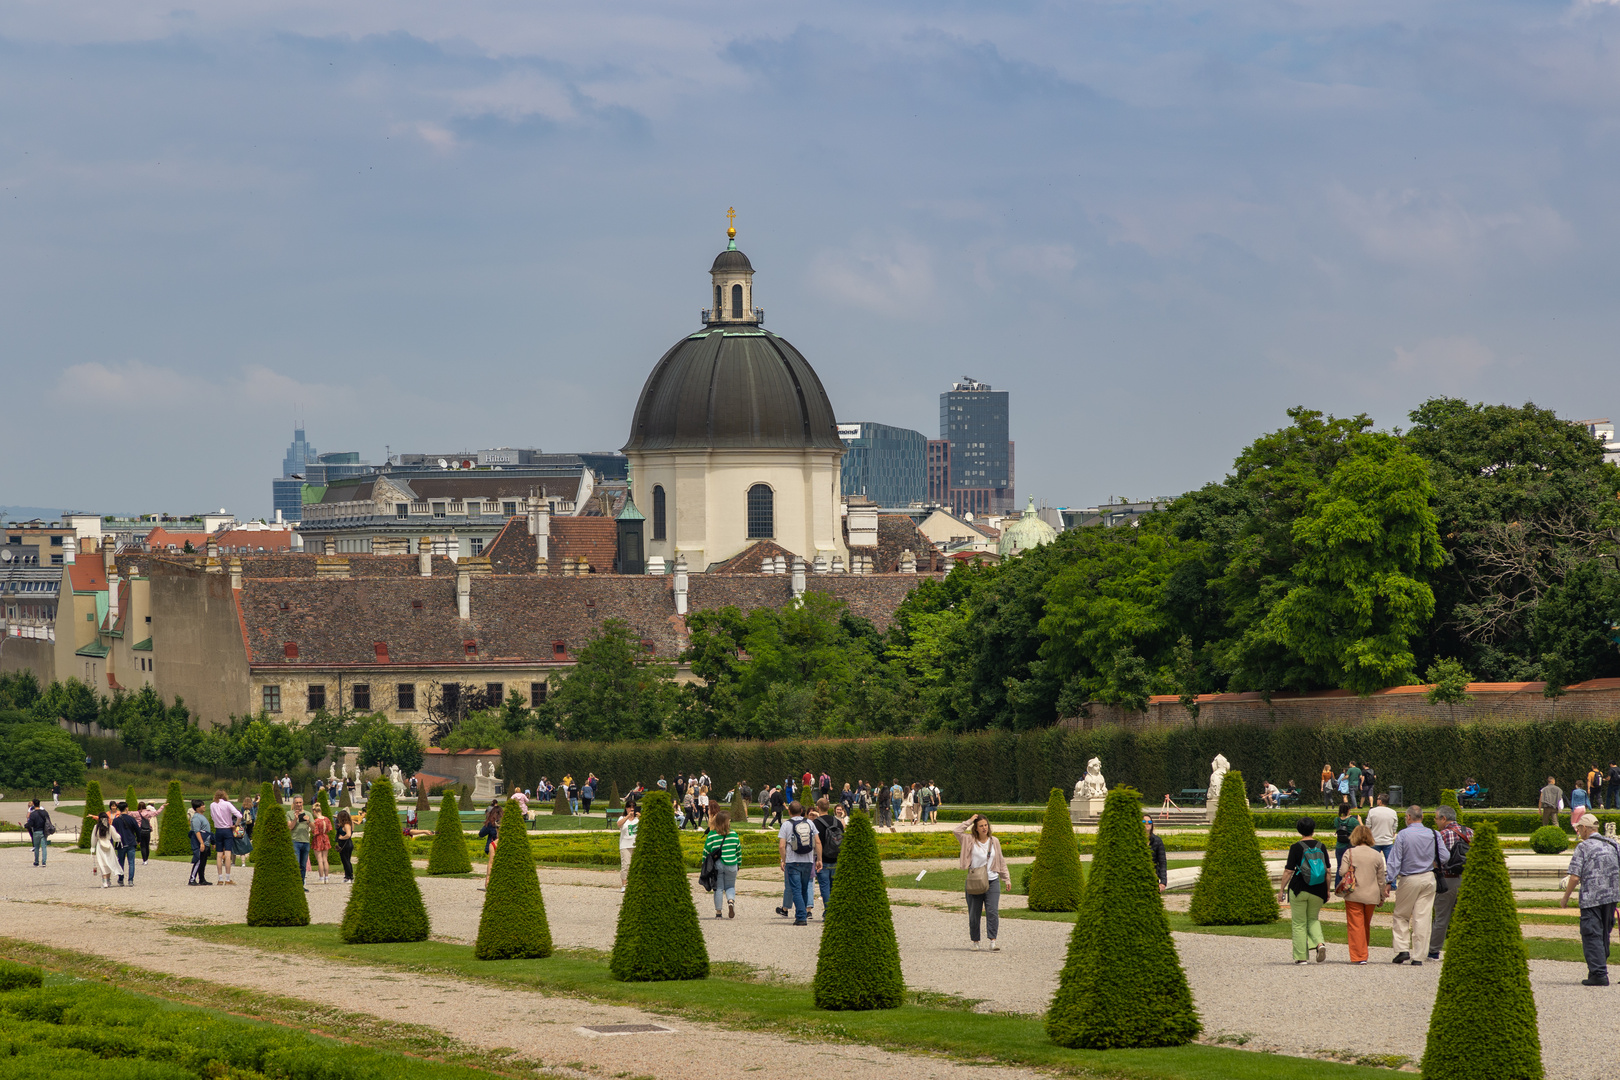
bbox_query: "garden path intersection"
[1,843,1616,1078]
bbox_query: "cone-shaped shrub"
[156,780,191,856]
[341,781,430,943]
[610,791,708,981]
[1421,823,1542,1079]
[813,811,903,1010]
[125,783,137,809]
[1047,787,1200,1049]
[427,791,473,874]
[731,789,749,823]
[1188,769,1280,926]
[316,791,333,822]
[460,786,474,812]
[553,786,570,815]
[246,782,310,927]
[475,798,553,959]
[416,787,429,813]
[1439,789,1462,819]
[339,784,351,808]
[608,780,621,810]
[1027,788,1084,911]
[78,780,104,849]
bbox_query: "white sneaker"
[990,940,1000,951]
[970,940,979,950]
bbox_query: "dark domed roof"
[711,248,754,273]
[624,326,842,453]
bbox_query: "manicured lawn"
[171,923,1397,1079]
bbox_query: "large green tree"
[551,619,680,741]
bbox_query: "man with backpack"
[1277,817,1333,963]
[776,801,822,925]
[811,798,844,910]
[1427,804,1473,962]
[1386,805,1450,965]
[1562,810,1620,986]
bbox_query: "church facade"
[623,225,847,571]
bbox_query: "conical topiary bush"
[78,780,104,849]
[553,786,570,815]
[1027,788,1084,911]
[125,783,137,809]
[1439,789,1463,820]
[1188,769,1280,926]
[459,786,474,812]
[156,780,191,856]
[731,788,749,824]
[608,779,621,810]
[475,798,552,959]
[340,780,430,943]
[339,783,351,808]
[246,782,310,927]
[610,791,708,981]
[813,811,902,1009]
[316,791,332,822]
[427,791,472,874]
[416,787,429,813]
[1421,823,1542,1079]
[1047,787,1201,1049]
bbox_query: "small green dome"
[998,497,1058,558]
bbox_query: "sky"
[5,0,1620,518]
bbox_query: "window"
[503,501,518,517]
[51,554,62,566]
[486,682,503,703]
[432,502,446,518]
[714,284,722,313]
[530,681,548,706]
[463,640,478,657]
[652,485,666,540]
[352,683,371,711]
[471,537,485,555]
[397,683,416,710]
[263,685,281,713]
[396,503,409,519]
[50,536,62,546]
[374,641,390,661]
[307,684,326,711]
[731,283,743,318]
[442,683,461,714]
[552,640,567,659]
[746,484,774,538]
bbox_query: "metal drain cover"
[576,1024,677,1036]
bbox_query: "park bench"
[1180,788,1209,807]
[605,809,623,826]
[1459,787,1490,809]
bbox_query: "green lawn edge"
[168,922,1400,1079]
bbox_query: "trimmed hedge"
[1422,822,1542,1079]
[1188,769,1280,926]
[124,783,137,809]
[155,780,190,856]
[475,798,553,959]
[1528,826,1569,854]
[1047,787,1200,1049]
[341,782,430,944]
[0,960,42,992]
[77,780,103,850]
[426,792,473,874]
[504,719,1620,809]
[246,782,310,928]
[814,811,903,1010]
[610,791,708,981]
[1026,788,1084,912]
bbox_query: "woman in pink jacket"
[953,813,1011,951]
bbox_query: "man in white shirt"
[1366,794,1399,857]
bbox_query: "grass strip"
[169,922,1398,1079]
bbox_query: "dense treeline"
[503,717,1620,808]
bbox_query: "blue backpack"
[1299,842,1329,887]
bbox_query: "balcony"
[701,308,764,327]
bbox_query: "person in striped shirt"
[704,811,742,919]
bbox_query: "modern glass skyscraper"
[938,377,1013,515]
[273,426,322,523]
[282,427,318,479]
[837,421,927,505]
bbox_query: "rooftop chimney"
[63,535,76,565]
[229,556,243,590]
[674,553,688,616]
[791,557,806,598]
[457,565,471,620]
[418,537,432,577]
[846,499,879,549]
[106,549,120,622]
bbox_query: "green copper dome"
[997,497,1058,558]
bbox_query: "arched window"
[731,283,743,318]
[714,284,721,316]
[746,484,774,538]
[652,485,666,540]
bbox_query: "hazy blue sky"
[5,0,1619,517]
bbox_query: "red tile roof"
[146,527,294,553]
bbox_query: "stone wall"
[0,635,55,684]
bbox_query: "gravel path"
[3,845,1614,1078]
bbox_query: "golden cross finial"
[726,206,736,239]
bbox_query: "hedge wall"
[503,718,1620,808]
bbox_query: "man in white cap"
[1562,810,1620,986]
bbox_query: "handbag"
[234,832,253,856]
[966,839,993,895]
[1334,851,1357,898]
[1433,834,1449,895]
[698,848,719,893]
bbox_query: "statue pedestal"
[1069,796,1107,824]
[473,775,498,801]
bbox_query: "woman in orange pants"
[1341,824,1389,963]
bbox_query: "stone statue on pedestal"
[1075,757,1108,799]
[1208,753,1230,805]
[473,758,498,800]
[389,764,406,798]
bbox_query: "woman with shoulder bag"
[135,801,155,863]
[1333,803,1362,890]
[953,813,1011,951]
[335,809,355,883]
[87,810,117,888]
[1338,823,1389,964]
[703,811,742,918]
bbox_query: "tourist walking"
[211,789,243,885]
[1562,810,1620,985]
[1145,816,1167,890]
[1574,783,1592,813]
[768,784,786,827]
[812,798,845,910]
[1359,765,1375,808]
[617,801,639,891]
[188,800,211,885]
[1387,805,1449,965]
[1321,764,1335,808]
[1540,776,1564,828]
[1366,794,1398,857]
[311,803,333,884]
[288,796,312,889]
[335,809,355,882]
[1609,763,1620,811]
[1333,803,1362,890]
[478,805,501,855]
[52,780,61,808]
[136,800,158,863]
[1427,804,1473,961]
[111,802,140,885]
[954,812,1010,950]
[1340,824,1389,964]
[704,811,742,918]
[777,801,822,925]
[1345,762,1362,808]
[1278,817,1331,963]
[580,779,595,815]
[25,799,52,866]
[875,782,891,830]
[87,810,117,888]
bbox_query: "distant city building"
[938,377,1014,516]
[282,426,318,479]
[838,422,927,506]
[926,439,951,505]
[1574,418,1620,464]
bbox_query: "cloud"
[1390,336,1496,381]
[55,362,349,413]
[807,239,936,314]
[1331,186,1574,269]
